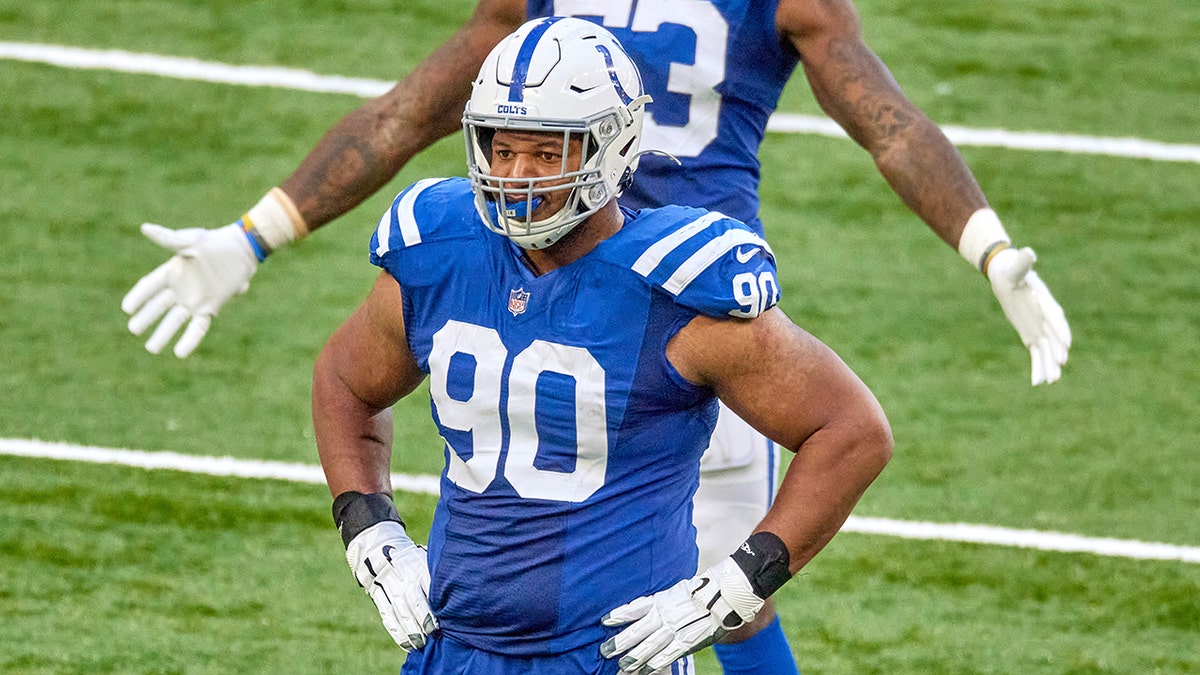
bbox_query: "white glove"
[346,521,438,653]
[601,558,763,674]
[120,222,258,358]
[986,246,1072,386]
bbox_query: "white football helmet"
[464,17,651,249]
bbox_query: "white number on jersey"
[731,271,780,318]
[429,320,609,503]
[553,0,728,158]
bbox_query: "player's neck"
[523,201,623,275]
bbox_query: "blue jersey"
[527,0,800,233]
[370,177,779,657]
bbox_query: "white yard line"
[0,437,440,496]
[4,437,1198,564]
[0,41,391,97]
[764,114,1200,164]
[4,41,1199,164]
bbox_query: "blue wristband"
[238,218,269,262]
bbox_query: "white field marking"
[0,41,391,97]
[0,437,440,496]
[4,437,1199,564]
[842,517,1200,563]
[764,114,1200,164]
[4,41,1200,165]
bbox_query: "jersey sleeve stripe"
[631,211,726,278]
[661,229,773,295]
[373,177,445,257]
[372,208,392,257]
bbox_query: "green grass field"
[2,0,1198,672]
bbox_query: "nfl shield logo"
[507,288,530,316]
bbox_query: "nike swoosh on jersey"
[735,246,761,263]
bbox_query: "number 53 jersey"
[528,0,801,232]
[369,177,779,657]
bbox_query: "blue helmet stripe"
[508,17,562,103]
[594,44,635,105]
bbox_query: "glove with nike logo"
[600,532,792,674]
[335,492,437,653]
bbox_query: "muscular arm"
[282,0,525,229]
[312,272,427,498]
[777,0,986,248]
[668,309,893,573]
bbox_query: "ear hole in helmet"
[477,127,496,160]
[584,135,600,162]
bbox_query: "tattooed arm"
[119,0,526,358]
[775,0,1071,386]
[777,0,986,247]
[282,0,526,229]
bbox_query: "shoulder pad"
[616,206,781,318]
[369,177,475,266]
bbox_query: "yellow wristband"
[980,240,1012,276]
[958,209,1011,275]
[244,189,308,252]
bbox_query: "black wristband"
[730,531,793,599]
[331,491,404,549]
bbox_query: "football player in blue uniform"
[123,1,1069,672]
[312,18,891,674]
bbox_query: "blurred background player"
[121,1,1070,672]
[312,18,891,673]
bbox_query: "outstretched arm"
[122,0,525,358]
[283,0,526,229]
[779,0,982,245]
[777,0,1071,385]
